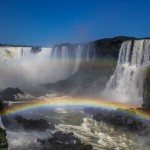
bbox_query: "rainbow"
[1,97,150,121]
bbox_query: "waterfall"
[52,46,58,58]
[72,45,84,74]
[103,40,150,106]
[0,46,43,64]
[86,43,90,61]
[0,47,33,62]
[61,46,70,74]
[51,43,94,75]
[37,47,52,58]
[0,44,94,89]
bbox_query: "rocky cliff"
[1,36,150,106]
[93,36,136,59]
[45,37,150,108]
[44,36,137,98]
[143,68,150,108]
[0,101,8,150]
[0,128,8,150]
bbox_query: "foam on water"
[57,117,150,150]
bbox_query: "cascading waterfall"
[0,117,5,129]
[86,43,90,61]
[0,47,33,64]
[61,46,68,67]
[103,40,150,106]
[37,48,53,58]
[72,45,84,74]
[52,46,58,58]
[61,46,71,75]
[47,43,94,76]
[0,44,93,89]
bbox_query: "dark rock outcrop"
[37,131,93,150]
[94,36,136,59]
[0,128,8,150]
[0,100,4,111]
[31,46,42,53]
[15,115,55,131]
[0,100,7,150]
[84,107,150,135]
[0,87,24,101]
[143,68,150,108]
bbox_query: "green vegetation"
[0,128,8,150]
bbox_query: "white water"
[4,99,150,150]
[7,130,52,150]
[0,47,32,64]
[0,117,5,129]
[57,117,150,150]
[103,40,150,106]
[143,40,150,67]
[0,45,92,90]
[72,45,84,74]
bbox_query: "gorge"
[1,36,150,150]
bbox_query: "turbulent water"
[103,40,150,106]
[4,98,150,150]
[2,40,150,149]
[57,117,150,150]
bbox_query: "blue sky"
[0,0,150,46]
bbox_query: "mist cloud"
[0,50,73,91]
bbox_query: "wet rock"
[48,131,80,145]
[37,130,93,150]
[37,138,46,145]
[31,46,41,53]
[84,107,150,135]
[143,68,150,108]
[44,36,137,98]
[94,36,136,59]
[0,87,24,101]
[15,115,55,131]
[0,128,8,149]
[0,100,4,111]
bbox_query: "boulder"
[37,130,93,150]
[0,128,8,149]
[84,107,150,135]
[15,115,55,131]
[0,87,24,101]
